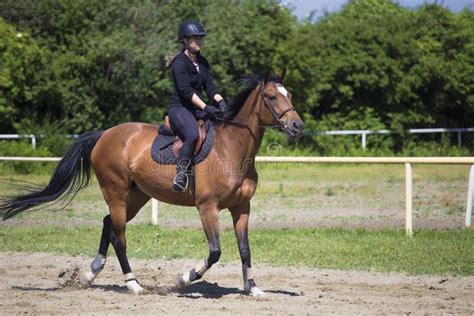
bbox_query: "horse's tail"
[1,131,103,220]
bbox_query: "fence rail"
[256,156,474,164]
[0,134,38,150]
[0,134,79,150]
[310,127,474,149]
[0,156,472,235]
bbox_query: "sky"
[287,0,474,20]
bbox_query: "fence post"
[405,162,413,237]
[361,132,367,150]
[31,135,36,150]
[152,198,159,225]
[465,165,473,228]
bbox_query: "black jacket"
[168,52,219,114]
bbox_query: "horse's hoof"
[244,279,265,296]
[80,271,96,287]
[249,286,266,297]
[124,273,143,294]
[126,280,144,294]
[175,274,191,289]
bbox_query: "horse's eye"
[269,96,277,101]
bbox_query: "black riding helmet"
[178,21,207,41]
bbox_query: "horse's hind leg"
[108,188,150,293]
[82,185,150,293]
[176,203,221,288]
[81,214,111,285]
[230,201,265,296]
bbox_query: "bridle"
[217,81,295,130]
[259,81,295,130]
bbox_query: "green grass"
[255,163,468,181]
[0,164,471,276]
[0,225,472,276]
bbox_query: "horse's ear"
[263,69,272,84]
[278,67,287,83]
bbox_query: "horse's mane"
[224,72,280,121]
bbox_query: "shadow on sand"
[13,280,302,298]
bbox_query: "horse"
[0,69,304,296]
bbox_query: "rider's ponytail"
[165,46,185,68]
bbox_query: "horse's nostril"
[286,121,304,137]
[291,120,304,131]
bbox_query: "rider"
[167,21,227,192]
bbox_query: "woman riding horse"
[0,58,304,296]
[167,21,227,192]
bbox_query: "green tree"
[1,0,473,155]
[0,18,51,133]
[275,0,474,153]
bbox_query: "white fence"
[255,156,474,236]
[3,127,474,150]
[0,156,473,236]
[0,134,38,150]
[0,134,79,150]
[310,127,474,149]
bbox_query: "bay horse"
[0,69,304,296]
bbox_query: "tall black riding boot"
[173,159,191,192]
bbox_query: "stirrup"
[173,173,189,192]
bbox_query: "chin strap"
[182,38,200,56]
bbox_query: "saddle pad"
[151,120,215,165]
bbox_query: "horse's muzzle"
[284,119,304,138]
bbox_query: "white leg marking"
[176,271,192,288]
[242,264,266,296]
[125,272,144,294]
[176,260,208,289]
[81,270,96,285]
[249,285,266,297]
[80,254,106,286]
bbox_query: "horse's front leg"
[230,201,265,296]
[176,203,221,288]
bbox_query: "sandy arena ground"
[0,252,472,315]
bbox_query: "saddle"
[151,116,215,165]
[160,115,208,158]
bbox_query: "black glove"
[217,99,228,113]
[203,105,222,119]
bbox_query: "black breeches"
[168,107,199,163]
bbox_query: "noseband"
[259,82,295,129]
